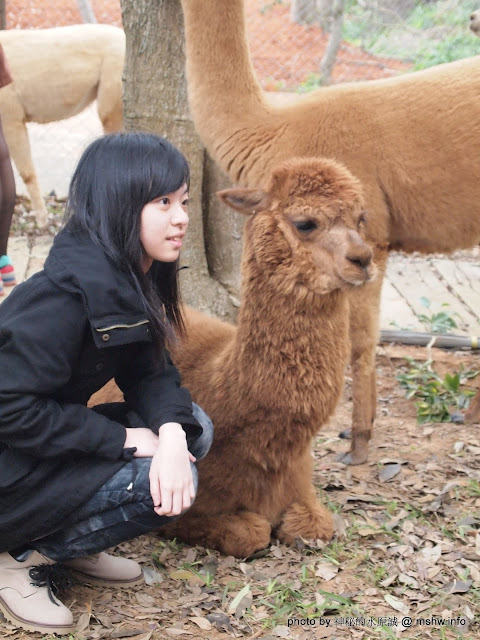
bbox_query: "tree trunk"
[290,0,317,25]
[319,0,345,85]
[0,0,6,30]
[76,0,97,23]
[119,0,237,318]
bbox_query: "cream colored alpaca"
[0,25,124,226]
[91,156,375,556]
[179,0,480,464]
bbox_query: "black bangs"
[145,140,190,203]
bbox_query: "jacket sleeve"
[0,277,129,460]
[115,345,203,439]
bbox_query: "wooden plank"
[431,259,480,328]
[380,277,421,331]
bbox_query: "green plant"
[258,579,317,622]
[396,358,478,423]
[417,298,459,334]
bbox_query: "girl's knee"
[191,403,214,460]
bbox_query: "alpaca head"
[217,157,375,299]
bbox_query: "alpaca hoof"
[339,428,352,439]
[336,449,367,465]
[450,411,464,424]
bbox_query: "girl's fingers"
[188,452,196,462]
[149,471,161,508]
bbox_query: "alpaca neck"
[181,0,274,184]
[227,250,350,451]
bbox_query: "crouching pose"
[0,132,213,634]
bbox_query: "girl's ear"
[216,188,272,215]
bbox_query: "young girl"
[0,132,213,634]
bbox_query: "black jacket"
[0,228,202,553]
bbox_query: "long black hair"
[64,131,189,353]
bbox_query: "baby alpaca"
[160,157,375,557]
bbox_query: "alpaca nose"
[346,243,372,270]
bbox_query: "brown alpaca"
[179,0,480,465]
[161,157,374,556]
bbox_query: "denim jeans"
[31,403,213,562]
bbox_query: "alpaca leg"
[338,250,387,465]
[3,119,48,226]
[275,498,334,545]
[161,511,272,558]
[97,63,123,133]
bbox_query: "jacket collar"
[44,228,149,333]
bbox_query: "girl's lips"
[168,236,183,249]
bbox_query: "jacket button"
[96,362,104,372]
[101,334,110,342]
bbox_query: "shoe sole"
[0,596,76,634]
[69,568,145,588]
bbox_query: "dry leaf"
[189,616,212,630]
[443,579,472,594]
[379,463,402,482]
[315,561,339,581]
[143,567,164,585]
[76,611,91,633]
[384,593,408,613]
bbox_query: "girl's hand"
[124,427,159,457]
[149,422,196,517]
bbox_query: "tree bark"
[77,0,97,23]
[119,0,237,318]
[0,0,6,30]
[290,0,317,25]
[319,0,345,85]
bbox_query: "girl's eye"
[160,197,169,206]
[293,220,317,233]
[182,199,189,207]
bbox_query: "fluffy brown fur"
[179,0,480,465]
[90,157,374,556]
[0,25,124,225]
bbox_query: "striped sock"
[0,255,16,286]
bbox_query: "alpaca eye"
[293,220,317,233]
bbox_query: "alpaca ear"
[216,188,272,215]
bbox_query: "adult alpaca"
[0,25,124,226]
[179,0,480,465]
[159,157,374,556]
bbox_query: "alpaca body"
[180,0,480,463]
[0,25,124,225]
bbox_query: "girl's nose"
[172,203,189,226]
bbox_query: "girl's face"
[140,183,189,272]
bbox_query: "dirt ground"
[2,342,479,640]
